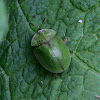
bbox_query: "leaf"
[0,0,8,42]
[0,0,100,100]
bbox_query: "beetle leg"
[63,33,67,42]
[63,38,67,42]
[54,73,57,77]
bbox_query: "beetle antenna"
[30,16,46,31]
[38,18,46,30]
[42,18,46,23]
[29,15,39,31]
[29,22,38,30]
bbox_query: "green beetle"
[31,29,71,73]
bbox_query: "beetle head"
[31,29,56,47]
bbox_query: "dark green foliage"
[0,0,100,100]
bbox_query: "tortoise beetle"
[31,29,71,73]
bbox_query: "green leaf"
[0,0,8,42]
[0,0,100,100]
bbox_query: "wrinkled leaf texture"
[0,0,100,100]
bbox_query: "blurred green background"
[0,0,8,42]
